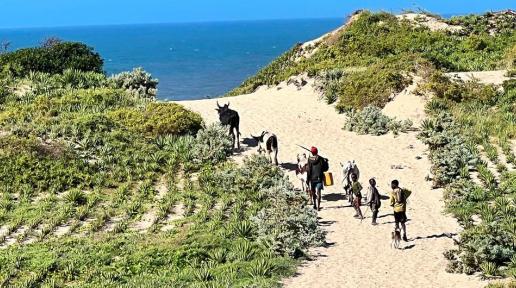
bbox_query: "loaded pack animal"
[251,131,278,165]
[341,160,360,203]
[215,101,240,150]
[296,153,312,203]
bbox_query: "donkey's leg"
[229,128,235,150]
[235,126,240,149]
[273,148,278,165]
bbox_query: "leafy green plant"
[192,123,233,165]
[65,189,87,206]
[232,220,254,239]
[247,258,275,278]
[480,262,498,278]
[109,68,158,100]
[0,41,103,77]
[344,106,392,135]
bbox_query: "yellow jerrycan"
[323,172,334,186]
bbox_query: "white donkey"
[341,160,360,203]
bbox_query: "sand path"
[177,80,485,288]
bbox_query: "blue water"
[0,19,343,100]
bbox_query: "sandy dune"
[177,80,485,288]
[446,70,511,86]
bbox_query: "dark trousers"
[372,209,378,223]
[370,205,379,223]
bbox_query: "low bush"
[314,69,347,104]
[335,65,410,111]
[109,103,203,137]
[199,155,326,257]
[254,181,325,257]
[418,71,500,104]
[418,112,477,187]
[109,67,158,100]
[0,42,103,77]
[344,105,412,136]
[446,11,516,35]
[192,123,233,165]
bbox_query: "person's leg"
[316,183,322,210]
[312,190,317,209]
[356,198,363,219]
[394,212,400,230]
[401,212,408,241]
[372,207,378,224]
[309,182,316,208]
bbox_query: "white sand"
[446,70,512,86]
[397,13,463,32]
[177,80,486,288]
[383,76,427,125]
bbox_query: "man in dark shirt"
[307,146,324,211]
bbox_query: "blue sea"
[0,19,343,100]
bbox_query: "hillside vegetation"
[0,42,324,287]
[228,11,515,112]
[418,76,515,280]
[230,9,516,284]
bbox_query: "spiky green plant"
[247,258,275,278]
[480,262,498,278]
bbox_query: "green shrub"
[335,65,409,111]
[344,106,391,135]
[252,174,326,257]
[65,189,87,206]
[109,68,158,100]
[447,12,516,35]
[314,69,347,104]
[418,112,478,187]
[419,71,500,104]
[344,105,412,136]
[247,258,275,278]
[0,42,103,77]
[109,103,203,137]
[192,123,233,165]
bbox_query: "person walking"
[390,180,412,241]
[366,178,381,225]
[307,147,324,211]
[350,173,363,219]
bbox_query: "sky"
[1,0,514,29]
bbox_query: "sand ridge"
[176,80,485,288]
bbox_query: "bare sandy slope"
[397,13,463,32]
[446,70,511,86]
[177,81,485,288]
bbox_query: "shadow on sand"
[402,244,416,250]
[378,213,393,218]
[241,137,258,148]
[413,232,457,240]
[322,193,346,202]
[280,162,299,172]
[382,219,412,225]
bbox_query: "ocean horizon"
[0,18,344,100]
